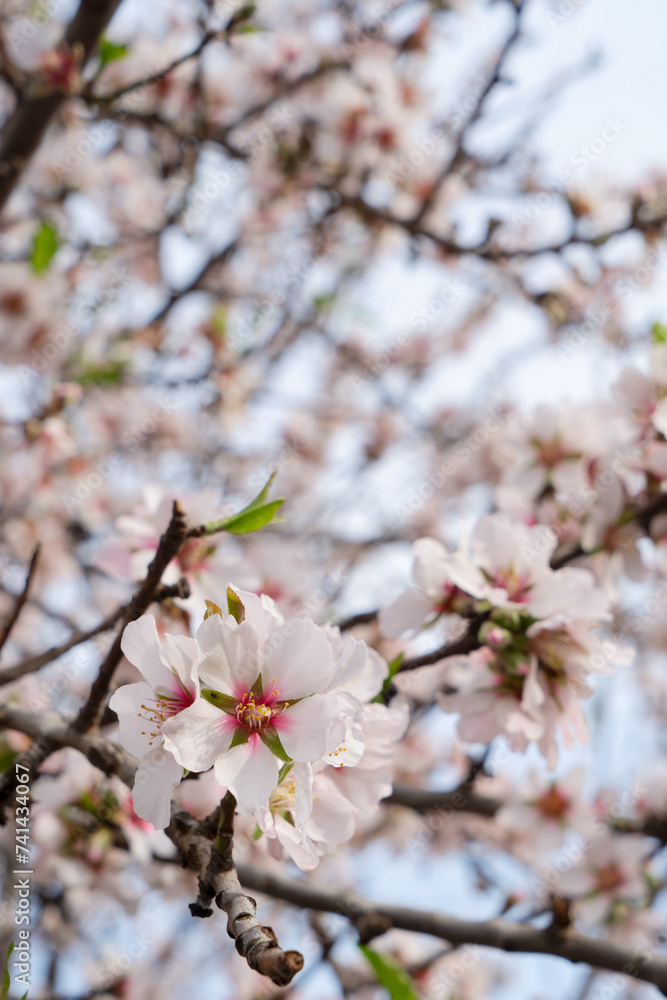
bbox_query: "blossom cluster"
[383,513,630,766]
[110,586,406,869]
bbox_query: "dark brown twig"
[0,545,40,655]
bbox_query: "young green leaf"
[30,221,59,274]
[652,321,667,344]
[201,688,238,715]
[359,944,419,1000]
[99,36,129,66]
[198,473,285,536]
[373,653,403,702]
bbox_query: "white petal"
[195,615,261,696]
[162,699,233,772]
[121,616,173,690]
[277,694,340,761]
[109,681,156,758]
[213,735,280,814]
[412,537,451,597]
[131,747,184,829]
[228,585,284,641]
[379,590,434,638]
[163,633,200,693]
[262,619,334,699]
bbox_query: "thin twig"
[0,545,40,655]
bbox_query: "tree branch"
[0,544,40,655]
[235,866,667,995]
[165,801,304,986]
[73,500,188,732]
[0,0,124,214]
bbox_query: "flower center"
[494,567,530,602]
[269,780,296,812]
[138,679,194,747]
[595,864,624,894]
[536,786,569,820]
[236,694,276,731]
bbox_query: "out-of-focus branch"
[0,545,40,655]
[236,866,667,994]
[0,605,123,687]
[0,0,124,214]
[74,500,188,732]
[0,705,137,787]
[412,0,528,225]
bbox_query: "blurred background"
[1,0,667,996]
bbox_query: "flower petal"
[109,681,157,759]
[277,694,339,761]
[262,619,334,698]
[121,615,173,690]
[195,614,261,697]
[213,734,280,814]
[162,699,233,772]
[131,746,184,829]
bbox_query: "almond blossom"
[390,513,626,766]
[558,832,653,927]
[109,616,200,828]
[161,588,377,816]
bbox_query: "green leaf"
[99,36,129,66]
[227,586,245,623]
[30,221,59,274]
[222,498,285,534]
[260,727,292,763]
[198,474,285,536]
[0,741,17,774]
[252,824,263,840]
[204,599,224,620]
[1,943,13,1000]
[653,321,667,344]
[201,688,238,715]
[359,945,418,1000]
[228,3,256,27]
[373,653,403,702]
[76,360,127,387]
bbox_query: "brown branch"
[337,610,379,631]
[412,0,527,226]
[385,782,501,818]
[166,801,304,986]
[2,704,667,990]
[326,188,667,263]
[0,0,124,214]
[74,500,188,732]
[0,606,123,688]
[0,545,40,655]
[236,866,667,995]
